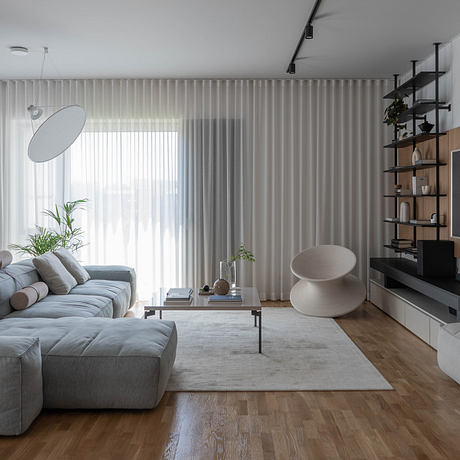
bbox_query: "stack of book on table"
[208,294,242,303]
[164,288,193,305]
[390,239,414,249]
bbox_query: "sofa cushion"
[0,336,43,436]
[69,279,131,318]
[5,294,113,319]
[0,260,40,318]
[53,248,90,285]
[33,253,77,295]
[0,317,177,409]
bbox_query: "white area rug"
[163,307,392,391]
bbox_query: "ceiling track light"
[286,0,323,74]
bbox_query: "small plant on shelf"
[383,92,409,137]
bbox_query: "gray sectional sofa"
[0,259,177,436]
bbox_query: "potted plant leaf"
[10,199,88,257]
[383,92,410,139]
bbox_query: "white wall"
[400,34,460,131]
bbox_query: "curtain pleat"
[0,79,392,300]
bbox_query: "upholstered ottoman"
[0,337,43,435]
[0,317,177,409]
[438,323,460,384]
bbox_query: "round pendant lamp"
[13,46,87,163]
[28,105,86,162]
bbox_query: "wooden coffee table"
[144,287,263,353]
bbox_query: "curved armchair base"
[290,274,366,318]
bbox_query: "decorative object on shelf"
[394,184,402,193]
[430,213,446,225]
[415,159,436,165]
[412,147,422,165]
[290,245,366,317]
[412,176,427,195]
[9,199,88,256]
[213,278,230,295]
[383,93,407,131]
[421,185,431,195]
[400,202,410,223]
[418,119,434,134]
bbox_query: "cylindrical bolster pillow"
[10,282,49,310]
[0,250,12,269]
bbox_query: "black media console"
[370,258,460,320]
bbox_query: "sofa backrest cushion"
[32,253,77,295]
[53,248,90,285]
[0,260,41,318]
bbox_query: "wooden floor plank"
[1,302,460,459]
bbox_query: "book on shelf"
[412,175,427,195]
[409,219,431,225]
[385,217,398,222]
[164,297,193,305]
[208,294,242,303]
[391,238,413,248]
[415,159,437,165]
[166,288,193,300]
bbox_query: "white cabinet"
[369,280,448,349]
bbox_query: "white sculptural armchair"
[290,245,366,317]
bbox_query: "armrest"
[84,265,136,307]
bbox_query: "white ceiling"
[1,0,460,80]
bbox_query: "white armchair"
[290,245,366,317]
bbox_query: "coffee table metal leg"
[258,310,262,353]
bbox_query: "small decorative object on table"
[199,285,214,296]
[213,279,230,295]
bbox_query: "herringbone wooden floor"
[1,302,460,459]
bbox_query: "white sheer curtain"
[0,79,391,300]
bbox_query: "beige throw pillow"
[32,252,77,295]
[53,248,90,285]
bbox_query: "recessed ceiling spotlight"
[9,46,29,56]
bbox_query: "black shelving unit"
[383,43,450,257]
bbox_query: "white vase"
[400,202,410,223]
[412,147,422,165]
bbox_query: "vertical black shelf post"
[393,74,399,241]
[411,61,417,245]
[435,43,441,240]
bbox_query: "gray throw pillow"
[53,248,90,285]
[32,252,77,295]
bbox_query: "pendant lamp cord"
[35,46,48,106]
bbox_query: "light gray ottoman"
[0,337,43,436]
[0,317,177,409]
[438,323,460,384]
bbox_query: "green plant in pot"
[220,243,256,289]
[10,199,88,257]
[383,93,409,139]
